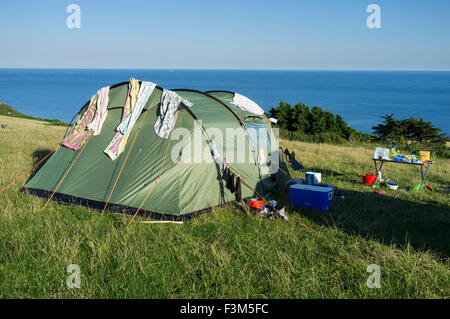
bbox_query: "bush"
[435,149,450,159]
[269,101,370,144]
[372,114,446,148]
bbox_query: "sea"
[0,69,449,135]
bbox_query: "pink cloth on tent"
[60,93,97,151]
[231,93,265,115]
[60,141,79,151]
[87,86,110,136]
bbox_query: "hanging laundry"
[231,93,265,115]
[115,78,141,156]
[226,171,235,193]
[283,148,303,171]
[221,158,227,175]
[284,149,292,162]
[154,89,193,139]
[116,81,156,136]
[222,161,242,200]
[87,86,110,136]
[104,78,140,160]
[292,159,304,171]
[210,140,221,163]
[222,166,229,181]
[224,168,232,190]
[235,176,242,201]
[60,93,98,151]
[285,149,295,163]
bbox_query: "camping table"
[372,158,434,192]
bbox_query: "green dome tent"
[23,80,288,220]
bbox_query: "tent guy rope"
[0,146,59,195]
[125,114,178,230]
[42,138,92,210]
[100,109,151,217]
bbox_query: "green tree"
[292,103,310,133]
[269,101,363,143]
[269,102,294,131]
[324,110,340,136]
[372,114,401,142]
[372,114,446,148]
[309,106,327,135]
[409,117,446,147]
[336,114,351,139]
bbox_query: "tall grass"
[0,115,449,298]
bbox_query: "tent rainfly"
[23,79,288,220]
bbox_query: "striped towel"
[104,78,140,160]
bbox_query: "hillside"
[0,101,68,126]
[0,101,27,117]
[0,114,449,298]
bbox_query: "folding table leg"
[373,160,383,183]
[419,163,431,191]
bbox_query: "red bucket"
[362,174,377,186]
[250,199,264,210]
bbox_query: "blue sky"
[0,0,449,70]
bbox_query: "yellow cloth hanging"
[118,78,140,155]
[104,78,140,160]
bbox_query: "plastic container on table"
[419,151,430,162]
[374,147,390,159]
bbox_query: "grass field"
[0,115,449,298]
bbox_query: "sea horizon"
[2,67,450,72]
[0,68,449,135]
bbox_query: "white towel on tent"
[154,89,193,139]
[87,86,110,136]
[231,93,265,115]
[116,81,156,135]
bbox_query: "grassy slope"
[0,115,448,298]
[0,101,27,117]
[0,101,68,126]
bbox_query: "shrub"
[269,101,369,144]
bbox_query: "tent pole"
[100,110,150,217]
[124,160,177,230]
[125,115,178,230]
[42,138,91,210]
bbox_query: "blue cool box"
[289,184,333,211]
